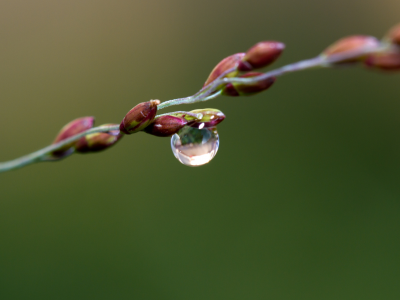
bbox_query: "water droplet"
[171,126,219,167]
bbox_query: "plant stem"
[157,70,233,110]
[0,43,388,173]
[0,125,119,173]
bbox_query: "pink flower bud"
[238,41,285,71]
[119,100,160,134]
[222,72,276,96]
[364,51,400,70]
[182,109,226,129]
[53,117,95,144]
[144,115,189,137]
[204,53,245,87]
[322,35,381,63]
[75,124,123,153]
[49,117,95,159]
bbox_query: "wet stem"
[0,43,389,173]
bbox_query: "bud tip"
[150,99,161,106]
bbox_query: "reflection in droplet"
[171,126,219,167]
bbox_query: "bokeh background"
[0,1,400,299]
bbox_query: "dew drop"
[171,126,219,167]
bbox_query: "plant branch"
[0,42,392,173]
[0,124,119,173]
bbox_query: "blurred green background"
[1,0,400,299]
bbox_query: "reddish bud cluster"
[48,117,123,160]
[320,25,400,71]
[322,35,381,63]
[119,100,160,134]
[75,125,123,153]
[202,41,284,99]
[50,117,95,159]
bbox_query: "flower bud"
[144,115,189,137]
[179,109,225,129]
[222,72,276,96]
[75,124,123,153]
[49,116,95,160]
[238,41,285,71]
[321,35,381,63]
[53,117,95,144]
[119,100,160,134]
[385,23,400,45]
[364,51,400,70]
[204,53,245,87]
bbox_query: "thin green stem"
[157,69,234,110]
[0,125,119,173]
[0,42,389,173]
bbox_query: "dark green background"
[1,0,399,299]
